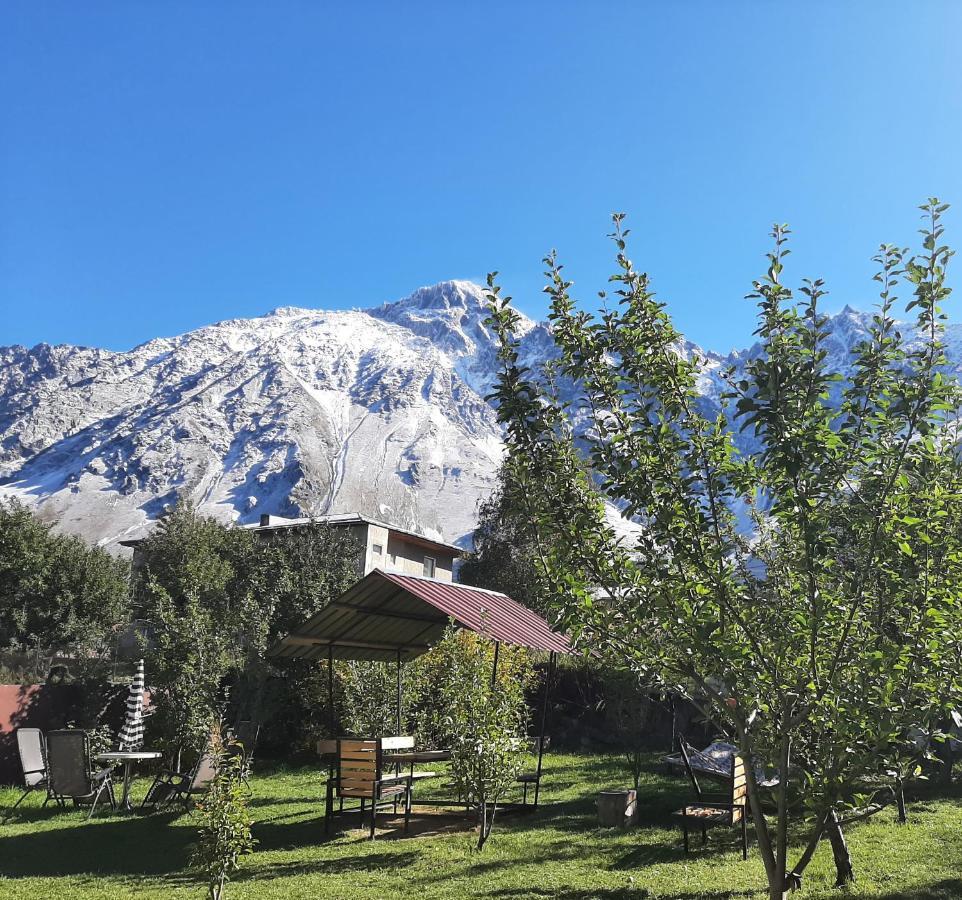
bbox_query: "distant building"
[244,513,461,582]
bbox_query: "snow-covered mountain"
[2,282,961,549]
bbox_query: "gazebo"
[269,568,573,805]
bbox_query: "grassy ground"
[1,753,961,900]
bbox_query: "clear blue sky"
[2,2,961,353]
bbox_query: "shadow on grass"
[253,809,473,851]
[0,815,193,879]
[237,851,422,882]
[875,879,962,900]
[483,889,649,899]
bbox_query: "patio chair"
[673,741,748,859]
[11,728,48,810]
[325,738,412,839]
[141,744,218,810]
[45,730,116,820]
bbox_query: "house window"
[423,556,436,578]
[372,543,383,556]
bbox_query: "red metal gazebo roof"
[268,569,572,662]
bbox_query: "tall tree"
[0,499,130,660]
[485,201,962,899]
[134,502,262,752]
[460,466,552,615]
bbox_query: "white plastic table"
[96,751,163,811]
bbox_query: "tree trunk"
[477,800,490,851]
[826,809,854,886]
[895,775,907,824]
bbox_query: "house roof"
[242,513,465,553]
[120,512,464,554]
[268,569,573,662]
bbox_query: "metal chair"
[141,744,218,810]
[46,730,116,819]
[11,728,48,810]
[673,741,748,859]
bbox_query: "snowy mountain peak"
[2,289,960,551]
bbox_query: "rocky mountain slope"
[2,282,960,549]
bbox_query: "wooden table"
[96,751,163,811]
[383,750,452,764]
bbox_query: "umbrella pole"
[533,651,555,809]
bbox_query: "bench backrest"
[336,739,385,799]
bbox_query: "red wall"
[0,682,133,785]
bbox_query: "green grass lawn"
[1,753,960,900]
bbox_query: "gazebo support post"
[396,650,403,735]
[327,646,335,734]
[326,646,336,828]
[533,651,556,809]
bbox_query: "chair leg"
[369,795,377,840]
[741,815,748,860]
[404,786,412,833]
[682,818,690,854]
[87,783,106,820]
[11,788,31,810]
[701,826,707,845]
[141,774,163,808]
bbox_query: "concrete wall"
[382,533,454,581]
[363,524,390,574]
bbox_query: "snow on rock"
[2,283,960,550]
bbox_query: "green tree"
[134,502,263,753]
[429,627,533,850]
[485,201,962,898]
[241,523,363,744]
[135,504,361,752]
[191,723,255,900]
[0,499,130,660]
[460,466,553,615]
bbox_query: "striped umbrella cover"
[117,658,146,751]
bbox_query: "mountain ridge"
[0,281,956,550]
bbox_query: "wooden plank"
[339,740,377,752]
[381,735,415,750]
[340,752,377,763]
[340,773,377,784]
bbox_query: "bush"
[191,724,255,900]
[429,628,534,850]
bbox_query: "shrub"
[191,724,255,900]
[429,627,534,850]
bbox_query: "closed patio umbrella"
[117,658,146,751]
